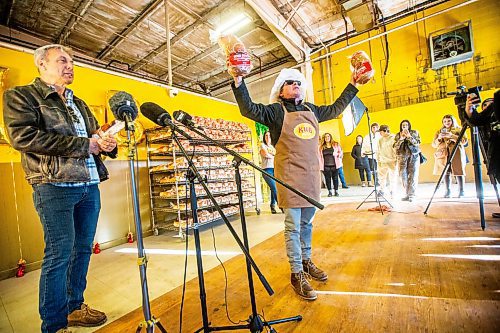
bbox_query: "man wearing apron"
[231,68,359,300]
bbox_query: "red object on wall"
[93,242,101,254]
[127,232,134,243]
[16,259,26,278]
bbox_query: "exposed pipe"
[283,0,333,102]
[310,0,478,64]
[0,40,235,104]
[283,0,305,29]
[164,0,173,86]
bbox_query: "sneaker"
[270,205,277,214]
[401,196,410,201]
[327,191,333,197]
[291,271,317,300]
[56,329,72,333]
[334,191,339,197]
[457,191,464,198]
[361,183,367,187]
[342,185,349,189]
[302,259,328,281]
[68,304,107,327]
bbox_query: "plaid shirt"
[53,88,100,187]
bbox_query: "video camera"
[447,85,483,107]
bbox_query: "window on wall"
[429,20,474,70]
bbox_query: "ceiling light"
[215,13,252,36]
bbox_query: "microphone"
[173,110,197,128]
[109,91,138,121]
[140,102,173,127]
[140,102,193,140]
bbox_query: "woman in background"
[321,133,340,196]
[333,140,349,189]
[260,131,279,213]
[394,120,421,202]
[351,135,372,186]
[432,114,467,198]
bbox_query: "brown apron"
[275,103,321,208]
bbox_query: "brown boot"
[302,259,328,281]
[291,271,317,300]
[67,304,107,327]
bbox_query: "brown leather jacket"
[3,78,116,185]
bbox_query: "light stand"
[124,116,167,333]
[169,122,320,333]
[356,108,392,215]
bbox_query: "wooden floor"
[96,200,500,333]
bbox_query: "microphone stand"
[356,108,392,215]
[124,115,167,333]
[171,121,322,333]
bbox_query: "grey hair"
[34,44,73,72]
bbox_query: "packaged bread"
[350,51,375,85]
[218,34,252,77]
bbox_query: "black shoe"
[270,205,277,214]
[342,185,349,189]
[492,212,500,218]
[328,191,333,197]
[334,191,339,197]
[401,196,409,201]
[280,207,285,214]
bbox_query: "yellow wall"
[0,45,257,278]
[313,0,499,184]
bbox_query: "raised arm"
[231,78,278,127]
[314,83,359,122]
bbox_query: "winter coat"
[431,127,467,176]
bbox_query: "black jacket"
[3,78,117,185]
[232,80,359,146]
[467,92,500,180]
[351,144,370,170]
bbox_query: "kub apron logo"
[293,123,316,139]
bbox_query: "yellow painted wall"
[0,45,258,278]
[313,0,499,184]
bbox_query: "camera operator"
[465,90,500,218]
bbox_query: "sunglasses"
[283,80,301,86]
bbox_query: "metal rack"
[145,120,259,239]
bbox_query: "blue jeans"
[283,207,317,273]
[33,184,101,333]
[338,167,347,187]
[262,168,278,206]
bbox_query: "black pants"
[358,168,371,181]
[323,166,339,191]
[368,158,378,183]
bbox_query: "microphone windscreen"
[140,102,171,126]
[109,91,138,121]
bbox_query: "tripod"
[424,121,500,230]
[168,122,322,332]
[124,117,167,333]
[356,108,392,215]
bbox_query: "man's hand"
[350,71,359,87]
[465,93,480,117]
[233,75,243,88]
[98,135,117,153]
[89,137,101,155]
